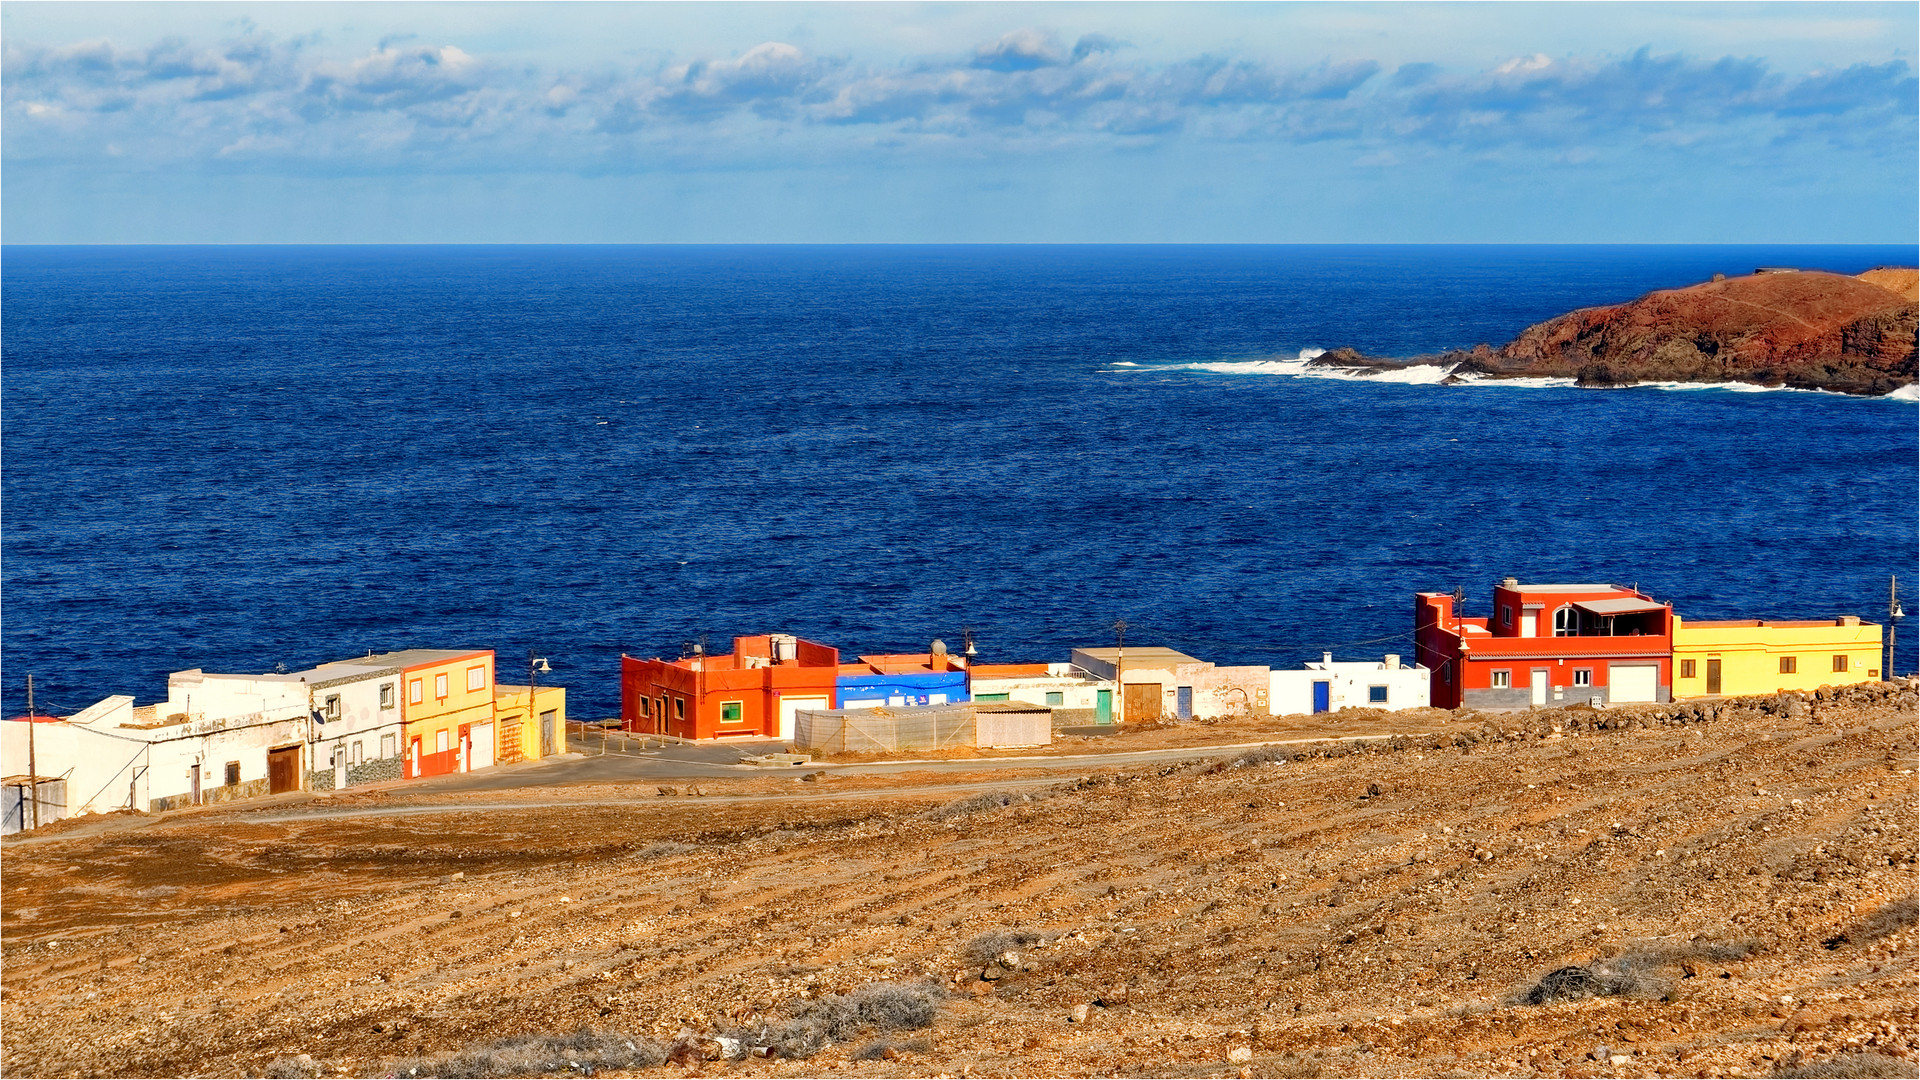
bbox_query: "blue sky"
[3,2,1915,243]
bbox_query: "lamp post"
[1113,620,1128,726]
[527,650,551,758]
[1889,576,1905,681]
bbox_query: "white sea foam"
[1107,350,1914,401]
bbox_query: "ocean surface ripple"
[4,245,1915,718]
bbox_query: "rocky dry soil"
[3,684,1916,1079]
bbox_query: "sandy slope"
[2,685,1915,1078]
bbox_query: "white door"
[1530,669,1549,706]
[468,723,495,771]
[1610,663,1658,703]
[778,696,828,741]
[1519,612,1538,638]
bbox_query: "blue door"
[1176,686,1193,720]
[1312,681,1331,713]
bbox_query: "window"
[467,665,487,692]
[1554,606,1577,636]
[674,698,686,720]
[1574,669,1592,687]
[1491,670,1511,688]
[323,694,340,719]
[351,741,364,765]
[434,673,449,699]
[720,701,744,724]
[381,734,397,759]
[1679,659,1696,679]
[436,730,449,754]
[379,683,395,709]
[224,761,240,787]
[1832,655,1848,673]
[1779,656,1797,674]
[1045,691,1065,706]
[637,697,650,717]
[409,679,423,705]
[1500,605,1513,627]
[1368,685,1389,704]
[1870,669,1880,679]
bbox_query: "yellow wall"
[1673,616,1883,698]
[492,685,567,763]
[402,651,496,763]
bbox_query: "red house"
[621,634,839,741]
[1415,578,1673,709]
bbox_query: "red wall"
[622,649,840,740]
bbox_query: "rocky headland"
[1318,266,1919,396]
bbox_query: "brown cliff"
[1326,268,1919,396]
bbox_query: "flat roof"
[1076,646,1203,666]
[1574,598,1667,616]
[1502,583,1622,593]
[969,664,1052,678]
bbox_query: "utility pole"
[25,674,38,830]
[1113,620,1127,726]
[527,649,541,760]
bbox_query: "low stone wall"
[347,757,403,787]
[206,778,270,804]
[306,769,336,792]
[1050,708,1099,729]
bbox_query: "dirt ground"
[3,685,1915,1079]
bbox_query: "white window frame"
[409,679,424,705]
[436,730,449,754]
[380,733,397,759]
[1553,606,1577,636]
[1573,668,1592,687]
[467,665,487,692]
[434,672,449,699]
[1491,669,1511,688]
[351,740,364,765]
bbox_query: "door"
[333,743,347,790]
[1311,681,1331,714]
[458,724,471,773]
[1520,612,1538,638]
[1610,663,1658,703]
[267,745,301,794]
[1530,669,1549,706]
[1706,659,1722,695]
[1175,686,1194,720]
[190,764,201,806]
[1095,689,1112,725]
[540,710,557,756]
[777,697,827,741]
[1124,682,1161,722]
[469,723,495,771]
[410,737,421,778]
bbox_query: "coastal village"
[2,578,1894,833]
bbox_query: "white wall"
[1270,655,1431,715]
[305,669,404,773]
[970,667,1114,710]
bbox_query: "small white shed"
[1270,654,1430,715]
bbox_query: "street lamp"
[1890,576,1905,680]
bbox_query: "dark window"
[1500,605,1512,627]
[1574,669,1592,687]
[379,683,395,709]
[1679,659,1696,679]
[323,695,340,718]
[1832,655,1848,673]
[1368,685,1389,704]
[1554,606,1577,636]
[674,698,686,720]
[637,697,650,717]
[1780,656,1797,674]
[224,761,240,787]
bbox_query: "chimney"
[1838,615,1861,626]
[931,638,949,671]
[1500,577,1519,589]
[1385,654,1400,670]
[1322,652,1333,666]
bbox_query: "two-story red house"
[621,634,839,741]
[1415,579,1673,709]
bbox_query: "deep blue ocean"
[4,245,1916,720]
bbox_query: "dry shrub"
[853,1036,932,1061]
[728,982,938,1059]
[1772,1052,1916,1078]
[1516,939,1757,1005]
[380,1030,666,1078]
[633,841,695,860]
[923,790,1039,821]
[962,928,1043,967]
[264,1055,323,1079]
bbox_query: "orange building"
[621,634,839,741]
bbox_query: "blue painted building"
[836,645,971,709]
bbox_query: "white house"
[968,663,1117,724]
[290,654,408,790]
[1270,653,1430,715]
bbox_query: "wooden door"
[1124,682,1161,722]
[1706,659,1722,695]
[267,746,301,794]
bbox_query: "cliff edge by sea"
[1319,266,1918,396]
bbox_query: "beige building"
[1070,646,1269,722]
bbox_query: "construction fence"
[794,702,1052,754]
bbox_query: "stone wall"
[347,756,403,786]
[306,768,336,792]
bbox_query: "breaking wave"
[1107,349,1916,401]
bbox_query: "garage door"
[778,696,828,741]
[468,723,495,771]
[1610,663,1658,703]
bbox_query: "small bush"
[1772,1052,1916,1078]
[633,841,695,860]
[264,1055,323,1079]
[853,1036,931,1061]
[923,790,1037,821]
[729,982,938,1060]
[380,1030,666,1078]
[962,928,1042,968]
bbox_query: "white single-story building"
[968,663,1117,723]
[1270,653,1430,715]
[1071,646,1270,721]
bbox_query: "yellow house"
[389,649,497,779]
[1672,615,1883,698]
[493,683,567,764]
